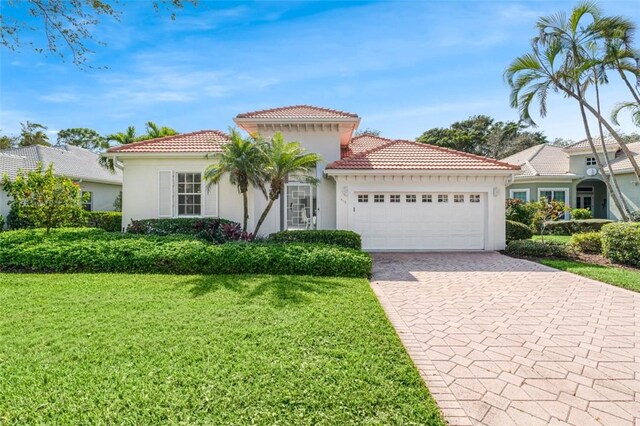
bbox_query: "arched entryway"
[575,179,608,219]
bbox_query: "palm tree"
[141,121,178,140]
[106,126,137,145]
[203,129,266,232]
[253,132,322,236]
[505,37,630,220]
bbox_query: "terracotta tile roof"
[107,130,229,153]
[327,140,520,171]
[341,134,393,158]
[236,105,358,119]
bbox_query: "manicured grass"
[540,259,640,293]
[532,235,572,244]
[0,274,444,425]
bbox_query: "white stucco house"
[0,145,122,220]
[105,105,520,251]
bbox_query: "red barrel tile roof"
[107,130,230,153]
[236,105,359,119]
[341,134,394,158]
[328,140,521,171]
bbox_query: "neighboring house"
[0,145,123,220]
[105,105,520,250]
[502,138,640,220]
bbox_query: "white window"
[454,194,465,203]
[509,189,530,202]
[406,194,417,203]
[470,194,481,203]
[177,173,202,216]
[358,194,369,203]
[422,194,432,203]
[81,191,93,211]
[374,194,384,203]
[438,194,448,203]
[538,188,568,204]
[586,157,597,166]
[390,194,400,203]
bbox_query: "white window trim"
[586,157,597,166]
[82,191,93,211]
[175,171,204,218]
[537,188,569,203]
[509,188,530,202]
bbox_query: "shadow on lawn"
[182,275,347,306]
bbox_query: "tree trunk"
[242,190,248,233]
[556,80,640,183]
[254,197,277,237]
[594,74,631,220]
[575,82,629,221]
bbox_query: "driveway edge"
[371,281,473,426]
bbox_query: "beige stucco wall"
[331,173,509,251]
[119,157,252,232]
[78,181,122,212]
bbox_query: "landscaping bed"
[0,273,444,424]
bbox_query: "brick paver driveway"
[371,252,640,426]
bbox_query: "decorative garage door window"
[470,194,481,203]
[405,194,417,203]
[358,194,369,203]
[374,194,385,203]
[390,195,401,203]
[454,194,465,203]
[422,194,432,203]
[438,194,448,203]
[177,173,201,216]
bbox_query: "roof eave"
[325,169,519,176]
[102,152,221,158]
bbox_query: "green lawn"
[0,274,444,425]
[532,235,572,244]
[540,259,640,293]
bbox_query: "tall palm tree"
[141,121,178,140]
[106,126,137,145]
[203,129,266,232]
[253,132,322,236]
[505,38,630,219]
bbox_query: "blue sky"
[2,0,640,143]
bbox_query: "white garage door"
[351,192,486,250]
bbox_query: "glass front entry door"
[576,195,593,211]
[285,184,316,230]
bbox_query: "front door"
[285,184,315,230]
[576,194,593,212]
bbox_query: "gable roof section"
[341,134,394,158]
[2,145,122,184]
[327,140,520,171]
[236,105,359,119]
[501,144,571,177]
[0,152,27,180]
[608,142,640,174]
[107,130,230,154]
[564,137,619,151]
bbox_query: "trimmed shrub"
[630,211,640,222]
[543,219,613,235]
[0,215,4,231]
[506,220,533,242]
[269,230,362,250]
[0,228,372,277]
[570,208,592,220]
[505,198,535,225]
[88,211,122,232]
[505,240,571,258]
[601,222,640,267]
[569,232,602,254]
[127,217,238,243]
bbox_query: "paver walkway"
[371,252,640,426]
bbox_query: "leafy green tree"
[416,115,546,158]
[253,132,322,236]
[2,163,88,233]
[1,0,196,67]
[531,197,569,240]
[0,134,17,149]
[354,128,382,137]
[18,121,50,146]
[203,130,266,233]
[57,128,108,152]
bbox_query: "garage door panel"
[351,192,486,250]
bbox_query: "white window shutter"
[203,182,218,217]
[158,170,173,217]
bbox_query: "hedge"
[601,222,640,267]
[506,220,532,242]
[87,211,122,232]
[127,217,238,243]
[543,219,613,235]
[0,228,372,277]
[269,230,362,250]
[505,240,571,258]
[569,232,602,254]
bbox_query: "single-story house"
[502,138,640,220]
[0,144,123,220]
[105,105,520,251]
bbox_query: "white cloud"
[39,93,79,103]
